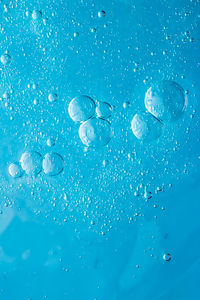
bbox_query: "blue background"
[0,0,200,299]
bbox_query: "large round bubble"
[68,95,96,123]
[131,112,163,141]
[20,151,42,176]
[42,152,64,176]
[79,118,113,147]
[145,80,187,123]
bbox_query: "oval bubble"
[68,95,96,123]
[0,54,11,65]
[8,163,23,178]
[131,112,162,141]
[42,152,64,176]
[145,80,187,123]
[79,118,113,147]
[96,102,112,119]
[20,151,42,176]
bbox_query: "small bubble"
[48,93,58,103]
[33,98,39,105]
[0,54,11,65]
[163,253,172,262]
[102,159,109,167]
[98,10,106,18]
[123,101,131,109]
[8,163,23,178]
[32,10,42,20]
[47,137,55,147]
[73,32,79,38]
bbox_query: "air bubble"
[48,93,58,103]
[20,151,42,176]
[163,253,172,262]
[32,10,42,20]
[79,118,113,147]
[68,95,96,123]
[0,54,11,65]
[42,152,64,176]
[8,163,23,178]
[96,102,112,119]
[145,80,187,123]
[47,137,55,147]
[98,10,106,18]
[131,112,162,141]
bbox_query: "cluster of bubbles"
[68,95,114,147]
[8,151,64,178]
[131,80,187,141]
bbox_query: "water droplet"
[79,118,113,147]
[48,93,58,103]
[163,253,172,262]
[68,95,96,123]
[0,54,11,65]
[42,152,64,176]
[145,81,187,123]
[131,112,162,141]
[20,151,42,176]
[96,102,112,119]
[8,163,23,178]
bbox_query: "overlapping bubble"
[68,95,114,147]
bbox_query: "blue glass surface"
[0,0,200,299]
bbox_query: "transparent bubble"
[131,112,163,141]
[96,102,112,119]
[79,118,113,147]
[145,80,187,123]
[98,10,106,18]
[32,10,42,20]
[123,101,131,109]
[8,163,23,178]
[163,253,172,262]
[47,137,55,147]
[20,151,42,176]
[42,152,64,176]
[0,54,11,65]
[68,95,96,123]
[48,93,58,103]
